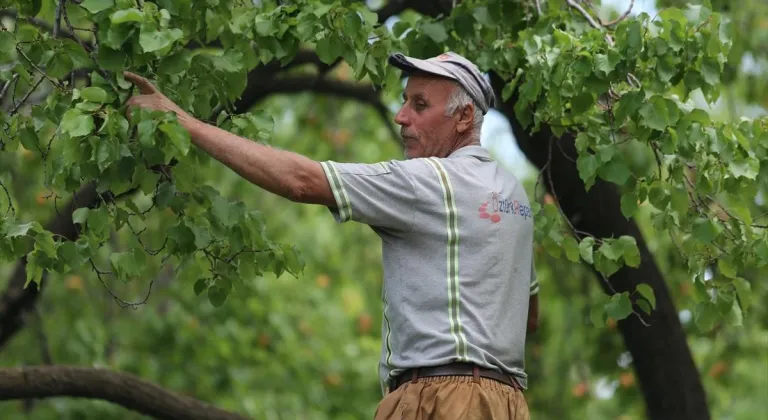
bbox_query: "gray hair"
[444,82,484,130]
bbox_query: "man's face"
[394,73,464,159]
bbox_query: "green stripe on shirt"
[320,162,352,222]
[426,158,468,361]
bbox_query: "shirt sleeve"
[320,159,417,232]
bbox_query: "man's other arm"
[527,294,539,334]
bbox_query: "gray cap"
[388,51,495,114]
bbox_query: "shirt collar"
[447,145,493,162]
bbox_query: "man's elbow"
[287,173,335,207]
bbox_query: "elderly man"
[124,50,538,419]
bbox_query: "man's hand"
[123,71,191,122]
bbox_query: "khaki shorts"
[374,376,530,420]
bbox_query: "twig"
[604,0,635,26]
[53,0,64,38]
[535,0,542,16]
[61,5,115,88]
[0,180,14,217]
[15,47,64,90]
[0,74,19,102]
[650,142,663,180]
[89,259,153,309]
[566,0,605,33]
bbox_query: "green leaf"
[617,235,641,267]
[700,57,720,86]
[211,195,237,227]
[694,302,718,332]
[620,192,639,218]
[728,157,759,180]
[19,0,42,16]
[636,299,652,315]
[421,21,448,43]
[717,257,737,278]
[615,90,644,123]
[47,51,74,79]
[81,0,114,14]
[615,20,643,58]
[61,109,94,138]
[599,242,620,260]
[96,136,120,171]
[109,248,145,280]
[605,292,633,321]
[208,285,228,307]
[635,283,656,309]
[732,277,751,312]
[576,154,599,190]
[639,96,680,131]
[594,251,622,276]
[590,302,606,326]
[0,31,16,60]
[34,231,58,259]
[579,237,595,264]
[571,92,594,115]
[599,159,631,185]
[25,252,43,289]
[159,122,191,155]
[80,87,108,103]
[194,278,208,296]
[140,29,184,53]
[473,7,493,25]
[563,236,580,263]
[692,218,722,244]
[110,8,144,24]
[594,51,620,76]
[392,21,411,38]
[7,222,36,238]
[57,241,90,272]
[72,208,89,225]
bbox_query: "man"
[124,50,539,419]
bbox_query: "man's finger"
[123,71,159,95]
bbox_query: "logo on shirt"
[478,192,532,223]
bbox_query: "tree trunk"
[0,366,248,420]
[489,72,710,419]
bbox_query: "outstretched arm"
[123,72,336,207]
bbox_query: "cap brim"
[388,53,457,82]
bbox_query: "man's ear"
[455,102,474,134]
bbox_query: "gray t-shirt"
[320,145,538,393]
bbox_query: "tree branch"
[0,9,92,51]
[0,366,248,420]
[376,0,410,23]
[604,0,635,26]
[235,75,400,142]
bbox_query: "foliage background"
[1,0,767,419]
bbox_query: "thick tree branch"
[233,72,400,142]
[376,0,410,23]
[0,366,248,420]
[0,184,100,348]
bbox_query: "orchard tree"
[0,0,766,419]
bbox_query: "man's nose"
[394,107,408,126]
